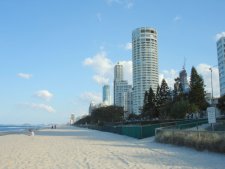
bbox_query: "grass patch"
[155,129,225,153]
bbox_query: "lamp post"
[209,67,213,105]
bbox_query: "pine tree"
[160,79,170,105]
[173,77,182,100]
[173,77,187,101]
[159,79,170,119]
[142,91,149,117]
[189,67,208,110]
[148,87,156,118]
[142,88,156,119]
[154,85,161,118]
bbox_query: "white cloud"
[83,51,113,75]
[173,16,182,22]
[126,0,134,9]
[84,50,133,86]
[124,42,132,50]
[160,69,178,89]
[24,103,55,113]
[97,12,102,22]
[196,64,219,97]
[215,32,225,41]
[93,75,109,85]
[106,0,134,9]
[80,92,102,104]
[83,51,114,85]
[17,73,32,79]
[35,90,53,101]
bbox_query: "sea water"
[0,125,43,134]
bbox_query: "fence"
[86,119,208,139]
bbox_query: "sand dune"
[0,126,224,169]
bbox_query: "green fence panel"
[142,124,161,138]
[122,125,142,139]
[87,119,209,139]
[176,119,208,129]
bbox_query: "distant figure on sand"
[51,125,56,129]
[28,129,35,136]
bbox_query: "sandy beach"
[0,126,224,169]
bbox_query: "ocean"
[0,125,43,134]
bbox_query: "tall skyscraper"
[114,63,132,114]
[114,63,123,81]
[179,67,189,93]
[132,27,159,114]
[114,63,124,104]
[114,80,131,107]
[217,36,225,96]
[103,84,110,105]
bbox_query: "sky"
[0,0,224,124]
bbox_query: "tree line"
[75,106,124,125]
[76,66,225,125]
[141,66,208,120]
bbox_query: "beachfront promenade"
[0,126,224,169]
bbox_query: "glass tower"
[217,36,225,96]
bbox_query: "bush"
[155,129,225,153]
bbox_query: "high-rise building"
[122,87,133,117]
[217,36,225,96]
[114,80,130,107]
[179,67,189,93]
[114,63,124,105]
[114,63,132,115]
[103,84,110,105]
[114,63,123,81]
[132,27,159,114]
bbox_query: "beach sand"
[0,126,224,169]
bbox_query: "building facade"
[179,68,189,93]
[132,27,159,114]
[217,36,225,96]
[114,80,130,107]
[103,84,110,105]
[114,63,123,81]
[114,63,123,104]
[114,63,132,115]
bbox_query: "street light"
[209,67,213,104]
[209,65,217,105]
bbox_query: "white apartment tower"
[132,27,159,114]
[217,36,225,96]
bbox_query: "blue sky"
[0,0,224,124]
